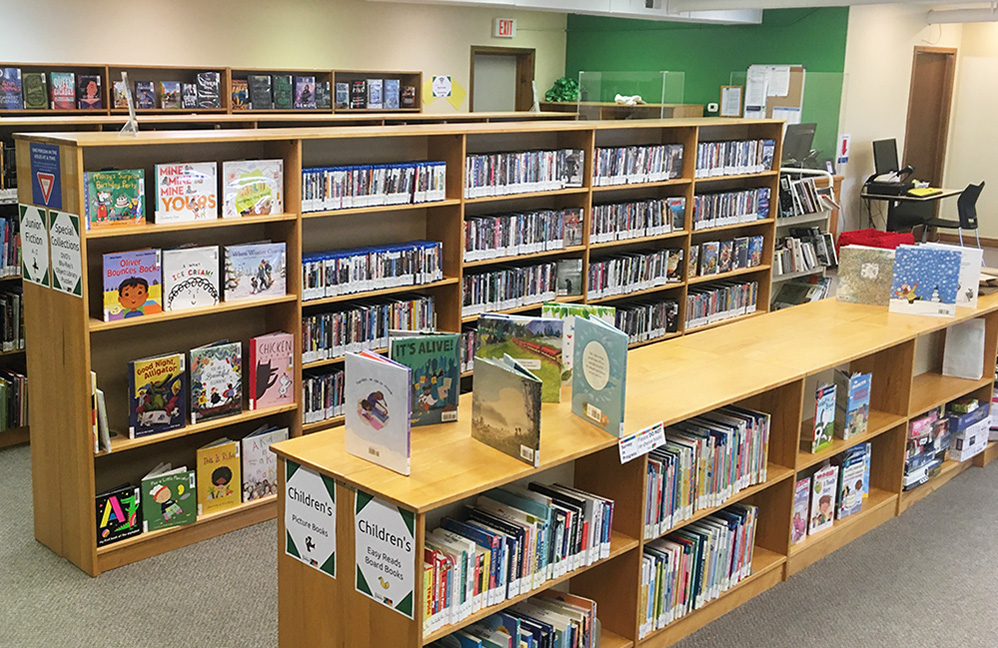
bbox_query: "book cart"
[15,117,781,576]
[272,296,998,648]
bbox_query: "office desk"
[861,187,963,231]
[861,187,963,202]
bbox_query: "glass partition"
[576,71,686,120]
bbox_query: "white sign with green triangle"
[18,204,49,288]
[354,489,415,619]
[47,210,82,297]
[284,459,336,579]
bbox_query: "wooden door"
[903,46,956,187]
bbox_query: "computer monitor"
[873,138,900,175]
[782,123,817,166]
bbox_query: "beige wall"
[0,0,567,114]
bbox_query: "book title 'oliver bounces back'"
[103,249,162,321]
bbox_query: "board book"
[249,331,295,410]
[241,424,289,501]
[196,437,241,515]
[95,483,141,547]
[84,169,146,228]
[808,464,838,535]
[128,352,186,438]
[571,316,627,437]
[162,245,220,311]
[476,313,564,403]
[223,241,286,301]
[221,159,284,218]
[388,331,460,426]
[190,340,242,423]
[140,463,196,532]
[810,383,836,453]
[103,248,162,321]
[834,370,871,440]
[471,355,542,467]
[155,162,218,222]
[345,350,412,475]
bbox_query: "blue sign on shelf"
[30,143,62,210]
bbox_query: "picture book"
[0,68,23,110]
[834,370,871,440]
[540,302,615,380]
[388,331,460,426]
[102,248,162,321]
[748,236,764,268]
[248,74,273,110]
[95,483,141,547]
[476,314,564,402]
[367,79,383,109]
[925,242,983,308]
[556,259,583,297]
[155,162,218,222]
[221,159,284,218]
[196,71,221,108]
[112,80,128,108]
[190,340,242,423]
[315,80,331,110]
[889,245,961,317]
[134,80,155,109]
[808,464,838,535]
[700,241,719,276]
[140,463,196,532]
[249,331,295,409]
[791,476,810,545]
[344,350,412,475]
[196,437,241,515]
[274,75,294,110]
[84,169,145,228]
[810,383,836,453]
[181,83,198,109]
[241,425,289,501]
[159,80,181,109]
[350,80,367,109]
[162,245,220,311]
[384,79,400,110]
[48,71,75,109]
[223,242,286,301]
[471,355,542,467]
[295,76,316,109]
[22,72,47,110]
[835,245,895,306]
[76,74,102,109]
[231,78,249,110]
[334,82,349,109]
[572,315,628,437]
[718,240,733,273]
[835,449,866,520]
[128,352,185,438]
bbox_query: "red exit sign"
[493,18,516,38]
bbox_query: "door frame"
[469,46,536,112]
[902,45,957,186]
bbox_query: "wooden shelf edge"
[463,187,588,204]
[973,441,998,468]
[90,293,297,332]
[788,488,897,559]
[463,245,586,269]
[303,416,345,434]
[690,218,775,235]
[591,178,690,192]
[461,296,583,323]
[303,347,387,371]
[84,212,298,238]
[600,629,634,648]
[685,310,765,333]
[302,199,459,219]
[302,277,459,308]
[589,231,689,250]
[587,283,683,305]
[693,170,779,184]
[907,374,993,417]
[795,411,907,471]
[688,265,770,286]
[0,425,29,449]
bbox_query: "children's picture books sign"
[354,490,415,619]
[48,210,82,297]
[285,460,337,579]
[18,204,49,287]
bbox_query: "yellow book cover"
[197,437,241,515]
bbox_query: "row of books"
[587,249,683,301]
[301,241,443,301]
[694,139,776,178]
[463,208,584,262]
[640,504,758,638]
[95,426,288,546]
[792,444,872,545]
[685,280,759,330]
[335,79,417,110]
[592,144,684,186]
[102,243,287,321]
[645,406,771,539]
[424,481,615,632]
[774,236,824,277]
[615,298,679,345]
[690,236,765,278]
[427,592,600,648]
[905,398,990,490]
[303,368,345,425]
[692,188,771,231]
[771,276,831,311]
[0,368,27,433]
[301,296,436,363]
[464,149,585,198]
[0,288,24,352]
[127,77,221,110]
[300,162,447,212]
[590,197,686,243]
[807,370,872,454]
[778,175,839,218]
[0,216,20,276]
[461,262,557,317]
[233,75,329,111]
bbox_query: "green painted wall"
[565,8,849,161]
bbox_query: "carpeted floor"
[2,442,996,648]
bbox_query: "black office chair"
[921,181,985,246]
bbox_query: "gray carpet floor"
[2,442,996,647]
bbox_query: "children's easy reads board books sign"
[84,169,145,228]
[102,248,162,321]
[889,244,961,318]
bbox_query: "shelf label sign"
[48,210,82,297]
[354,489,415,619]
[29,143,62,210]
[18,204,49,288]
[285,460,337,579]
[619,421,666,464]
[493,17,516,38]
[431,76,452,99]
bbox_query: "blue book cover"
[388,331,460,426]
[0,67,23,110]
[571,316,627,437]
[889,245,961,318]
[835,370,871,440]
[344,350,411,475]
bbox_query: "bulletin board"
[743,64,806,123]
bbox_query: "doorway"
[903,46,957,187]
[470,46,535,112]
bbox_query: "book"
[77,74,102,109]
[315,80,332,110]
[241,425,289,501]
[942,318,986,380]
[540,303,615,382]
[733,237,750,270]
[700,241,719,275]
[556,259,583,297]
[388,331,460,426]
[836,245,895,306]
[344,350,412,475]
[21,72,47,110]
[834,370,871,440]
[295,76,316,109]
[141,464,196,531]
[159,80,181,109]
[835,447,867,520]
[889,245,961,317]
[572,315,627,437]
[791,476,810,545]
[748,236,764,267]
[103,248,162,321]
[223,241,286,300]
[924,242,983,308]
[1,68,23,110]
[162,245,220,311]
[196,437,241,515]
[221,159,284,217]
[367,79,383,109]
[155,161,218,222]
[334,82,349,109]
[134,80,155,109]
[666,196,686,230]
[84,168,145,228]
[190,340,242,423]
[808,464,838,535]
[95,484,141,547]
[810,383,836,453]
[249,331,295,409]
[248,75,273,110]
[181,83,198,109]
[350,80,367,109]
[48,71,75,109]
[384,79,400,110]
[273,75,293,110]
[196,71,221,108]
[402,85,417,108]
[471,355,542,467]
[718,240,733,273]
[476,314,564,402]
[563,209,583,246]
[128,352,186,438]
[231,78,249,110]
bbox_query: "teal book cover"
[388,331,460,426]
[572,316,627,437]
[475,314,564,402]
[472,355,542,467]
